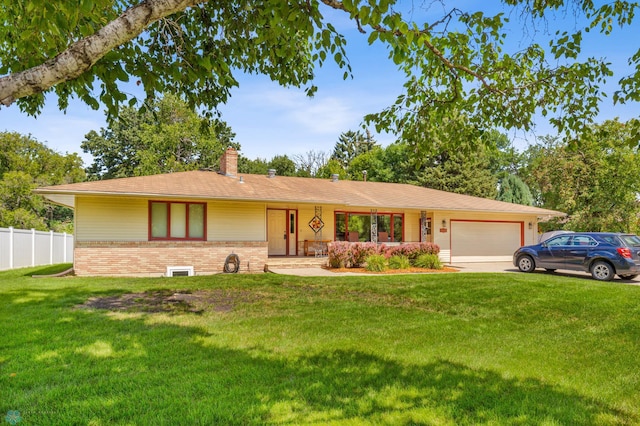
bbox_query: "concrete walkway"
[269,262,517,276]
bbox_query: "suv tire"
[591,261,614,281]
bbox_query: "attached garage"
[450,220,524,263]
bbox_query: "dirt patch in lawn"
[77,289,259,314]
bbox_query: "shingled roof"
[35,170,564,217]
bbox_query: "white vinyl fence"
[0,227,74,270]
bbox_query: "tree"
[316,158,348,180]
[413,146,498,199]
[3,1,638,144]
[496,174,534,206]
[292,150,330,177]
[346,147,391,182]
[238,154,306,176]
[347,142,415,183]
[267,155,297,176]
[0,132,85,231]
[81,94,238,179]
[237,156,269,175]
[525,120,640,233]
[483,130,524,179]
[331,130,377,169]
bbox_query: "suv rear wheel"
[591,261,614,281]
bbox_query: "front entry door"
[268,210,287,256]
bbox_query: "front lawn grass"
[1,265,640,424]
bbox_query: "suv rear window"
[620,235,640,247]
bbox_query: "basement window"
[166,266,195,277]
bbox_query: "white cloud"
[267,91,361,134]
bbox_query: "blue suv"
[513,232,640,281]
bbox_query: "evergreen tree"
[331,130,378,169]
[413,147,498,199]
[496,174,534,206]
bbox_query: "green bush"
[414,253,443,270]
[365,254,387,272]
[388,255,411,270]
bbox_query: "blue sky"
[1,3,639,165]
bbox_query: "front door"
[268,210,287,256]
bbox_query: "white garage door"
[450,221,523,263]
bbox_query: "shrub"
[415,242,440,256]
[414,253,443,270]
[327,241,350,268]
[388,255,411,270]
[365,254,387,272]
[349,242,379,267]
[328,241,441,269]
[384,242,440,260]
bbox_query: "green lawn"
[1,265,640,425]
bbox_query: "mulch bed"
[323,266,459,274]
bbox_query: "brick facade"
[74,241,268,276]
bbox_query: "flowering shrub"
[385,242,440,260]
[328,241,440,269]
[348,242,379,267]
[327,241,350,268]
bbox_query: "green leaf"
[81,0,94,15]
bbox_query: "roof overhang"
[37,192,76,209]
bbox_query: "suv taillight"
[617,247,632,259]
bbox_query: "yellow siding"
[77,197,268,243]
[404,211,421,242]
[297,205,336,241]
[208,201,265,241]
[75,196,540,251]
[76,196,148,242]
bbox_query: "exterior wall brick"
[74,241,267,277]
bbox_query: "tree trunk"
[0,0,205,108]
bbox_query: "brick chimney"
[219,147,238,177]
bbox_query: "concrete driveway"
[449,262,517,273]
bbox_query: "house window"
[149,201,206,240]
[334,212,404,242]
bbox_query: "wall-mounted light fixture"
[528,222,533,230]
[442,219,447,228]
